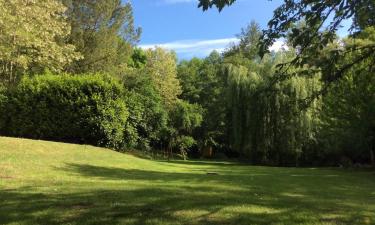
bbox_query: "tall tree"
[123,70,168,151]
[144,47,182,107]
[219,22,321,165]
[224,21,262,60]
[199,0,375,93]
[177,57,204,103]
[178,51,227,155]
[167,100,203,159]
[320,33,375,165]
[0,0,81,85]
[225,55,321,166]
[63,0,141,75]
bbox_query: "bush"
[1,73,128,149]
[175,135,196,160]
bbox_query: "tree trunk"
[10,62,13,84]
[202,146,213,158]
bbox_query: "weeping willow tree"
[225,54,321,166]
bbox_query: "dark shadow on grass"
[61,163,270,184]
[160,160,243,167]
[61,162,375,181]
[1,163,374,225]
[0,187,291,225]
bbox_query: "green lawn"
[0,137,374,225]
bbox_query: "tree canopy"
[198,0,375,92]
[63,0,141,76]
[0,0,81,84]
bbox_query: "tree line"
[0,0,374,167]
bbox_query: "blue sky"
[131,0,350,60]
[131,0,284,59]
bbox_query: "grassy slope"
[0,137,374,225]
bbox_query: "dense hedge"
[0,73,128,149]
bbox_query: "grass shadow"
[1,163,374,225]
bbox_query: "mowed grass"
[0,137,374,225]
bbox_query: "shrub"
[1,73,128,149]
[175,135,196,160]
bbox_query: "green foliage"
[122,47,183,152]
[177,58,205,103]
[178,51,227,151]
[1,73,128,149]
[175,20,375,166]
[63,0,141,76]
[0,0,81,84]
[224,21,262,60]
[320,53,375,164]
[220,22,322,165]
[123,71,168,150]
[129,48,147,69]
[225,59,321,166]
[259,0,375,57]
[170,100,203,133]
[0,0,372,167]
[166,100,203,156]
[199,0,375,91]
[177,22,326,165]
[175,135,196,160]
[198,0,236,11]
[144,47,182,107]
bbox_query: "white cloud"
[140,38,288,59]
[162,0,196,4]
[140,38,239,58]
[269,40,289,52]
[161,0,247,4]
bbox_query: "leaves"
[0,0,81,84]
[63,0,141,76]
[1,73,128,149]
[198,0,236,11]
[144,47,182,107]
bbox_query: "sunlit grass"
[1,136,374,225]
